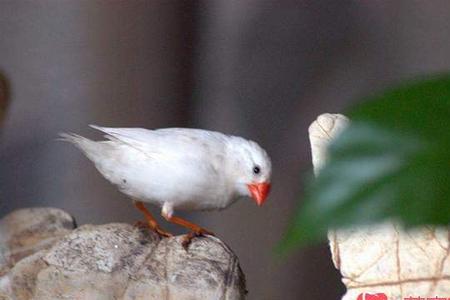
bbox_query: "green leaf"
[279,74,450,253]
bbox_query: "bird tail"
[58,132,105,162]
[58,132,85,143]
[58,132,91,148]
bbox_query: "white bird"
[60,126,272,247]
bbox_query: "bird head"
[228,137,272,206]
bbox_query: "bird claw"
[155,227,173,238]
[133,221,173,238]
[133,220,148,229]
[181,228,215,250]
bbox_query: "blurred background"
[1,1,450,299]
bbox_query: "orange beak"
[247,182,271,206]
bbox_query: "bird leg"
[133,200,172,238]
[162,213,215,249]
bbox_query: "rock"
[0,209,246,300]
[309,113,450,300]
[0,207,76,276]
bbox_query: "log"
[0,208,246,300]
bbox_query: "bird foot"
[133,220,147,229]
[133,221,173,238]
[181,228,215,250]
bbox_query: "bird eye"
[253,166,261,174]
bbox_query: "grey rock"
[0,207,76,276]
[0,208,246,300]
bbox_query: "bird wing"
[89,125,228,164]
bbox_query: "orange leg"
[162,213,214,249]
[133,200,172,238]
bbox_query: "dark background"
[1,1,450,299]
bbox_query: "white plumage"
[60,126,271,240]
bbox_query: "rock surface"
[0,207,76,276]
[0,208,246,300]
[309,113,450,300]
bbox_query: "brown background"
[1,1,450,299]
